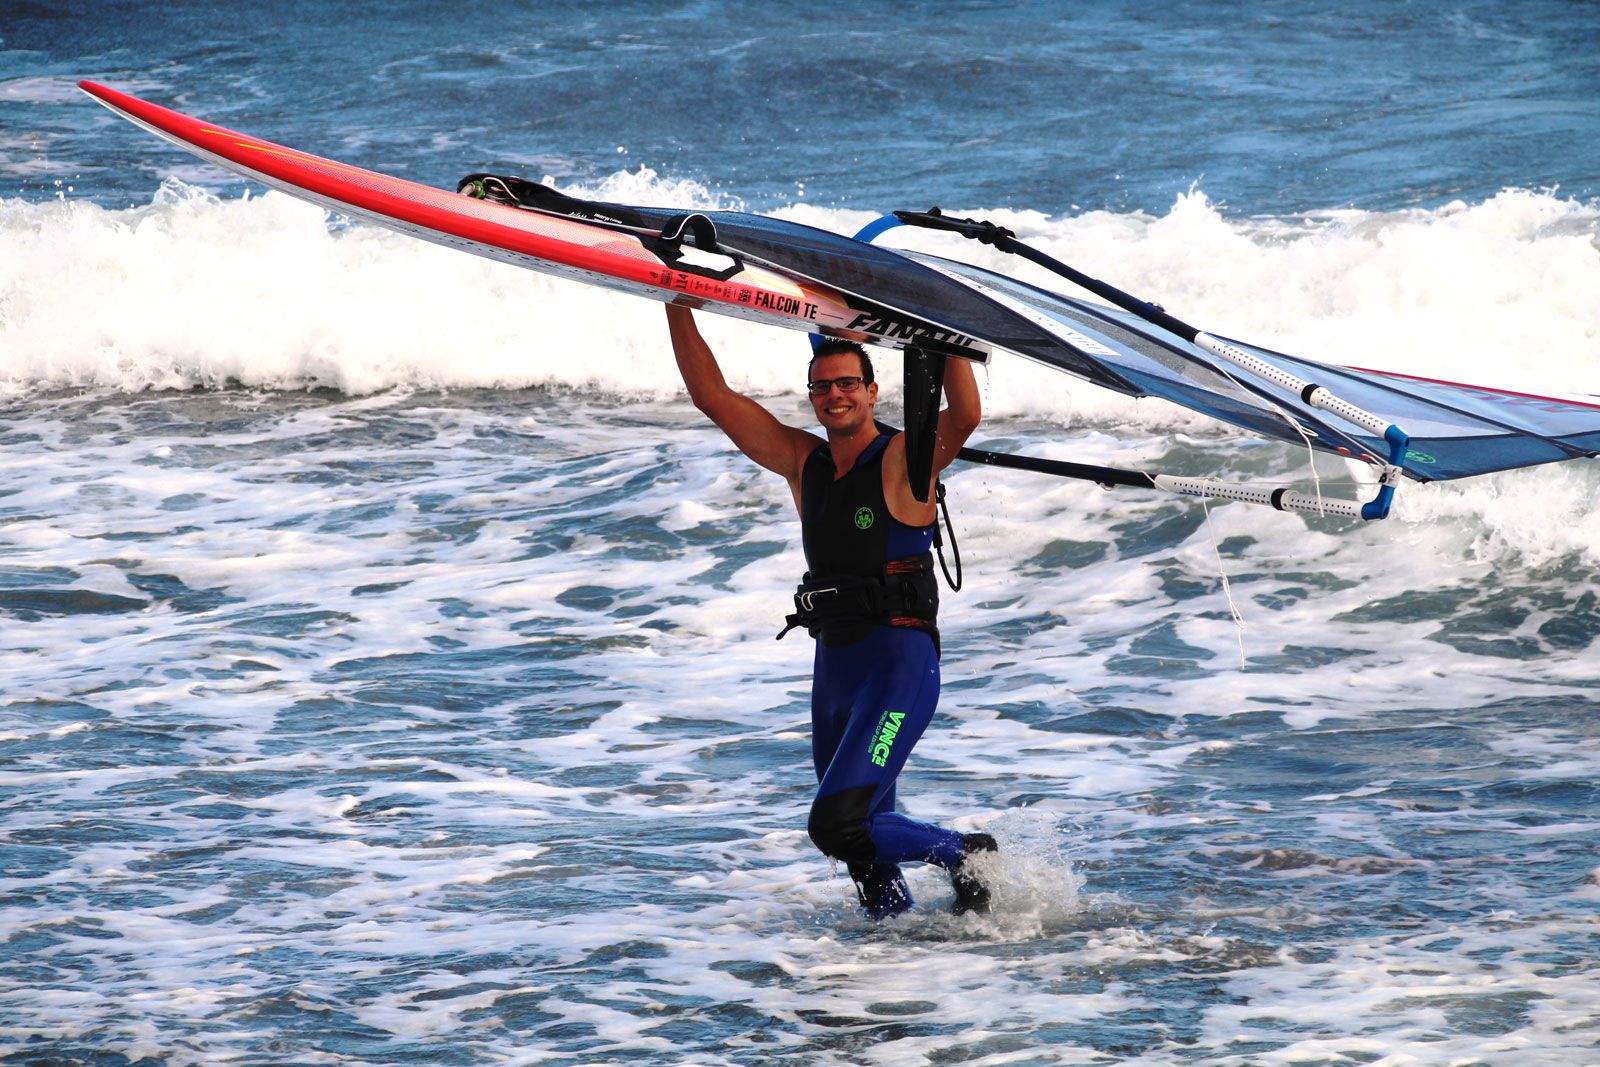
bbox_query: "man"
[665,303,996,919]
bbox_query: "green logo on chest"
[854,506,875,530]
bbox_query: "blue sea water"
[3,3,1600,1064]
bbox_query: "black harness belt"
[777,552,940,654]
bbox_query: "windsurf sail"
[884,208,1600,486]
[473,179,1600,521]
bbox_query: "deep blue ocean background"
[3,3,1599,1065]
[10,0,1600,215]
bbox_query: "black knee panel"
[807,784,878,864]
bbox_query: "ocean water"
[3,3,1600,1065]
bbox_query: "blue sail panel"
[903,252,1387,464]
[904,251,1600,482]
[1217,339,1600,480]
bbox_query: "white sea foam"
[1,389,1596,1064]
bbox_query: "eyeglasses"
[806,376,866,396]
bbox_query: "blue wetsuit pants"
[809,625,965,915]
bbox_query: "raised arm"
[932,355,982,475]
[665,304,818,485]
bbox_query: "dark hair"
[808,340,874,385]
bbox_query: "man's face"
[808,353,877,435]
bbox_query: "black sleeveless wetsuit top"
[798,432,938,648]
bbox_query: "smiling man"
[665,303,996,919]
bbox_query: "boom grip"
[902,345,945,503]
